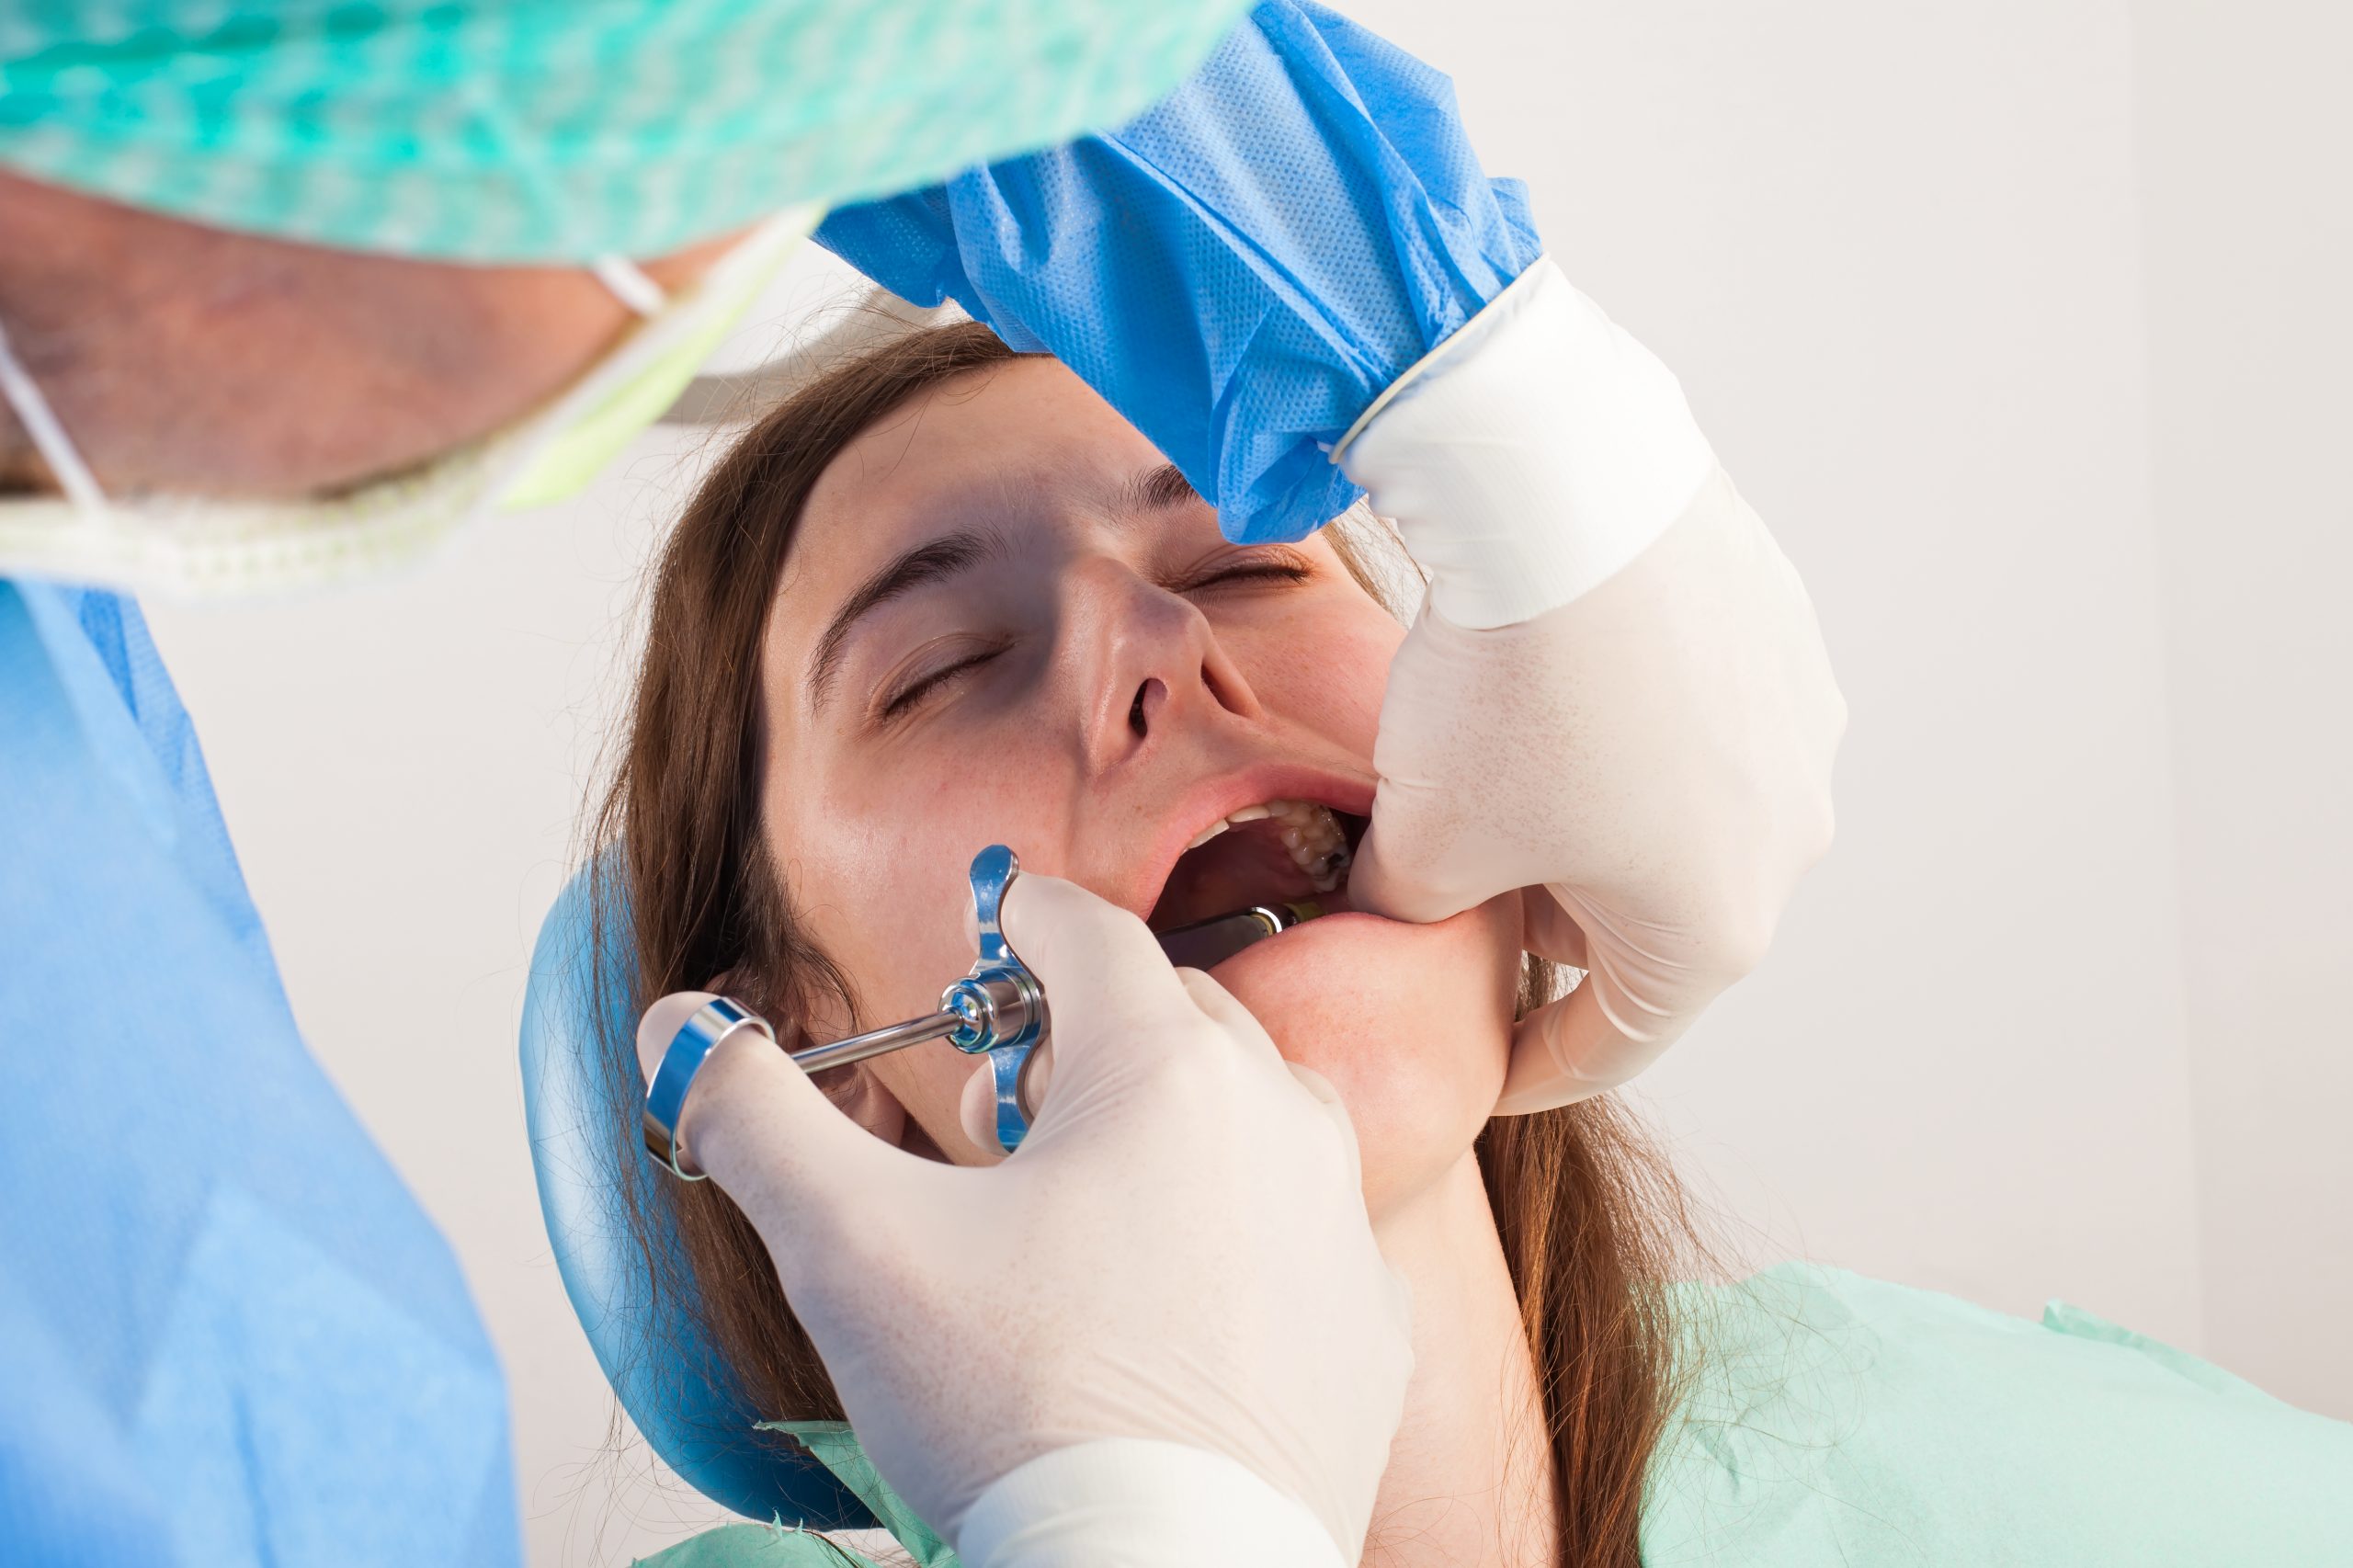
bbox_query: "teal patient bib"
[1642,1264,2353,1566]
[637,1264,2353,1566]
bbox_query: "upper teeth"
[1185,799,1353,892]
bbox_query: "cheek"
[869,1042,999,1164]
[770,759,1074,1167]
[1217,893,1525,1219]
[1231,610,1402,754]
[771,757,1068,1035]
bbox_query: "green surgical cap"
[0,0,1251,262]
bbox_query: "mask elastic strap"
[0,313,108,517]
[591,257,668,319]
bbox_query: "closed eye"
[881,646,1002,719]
[877,552,1310,719]
[1175,549,1315,596]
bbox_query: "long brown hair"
[591,321,1694,1564]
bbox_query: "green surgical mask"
[0,206,818,599]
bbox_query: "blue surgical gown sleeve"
[816,0,1543,546]
[0,579,518,1568]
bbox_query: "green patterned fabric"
[0,0,1248,262]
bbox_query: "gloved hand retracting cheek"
[1341,257,1847,1112]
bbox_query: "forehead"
[779,357,1172,612]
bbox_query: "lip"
[1122,760,1376,926]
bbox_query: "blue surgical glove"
[816,0,1541,544]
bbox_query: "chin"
[1208,894,1523,1217]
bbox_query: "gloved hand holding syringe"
[637,849,1406,1568]
[643,846,1331,1164]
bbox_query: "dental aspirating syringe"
[642,846,1326,1170]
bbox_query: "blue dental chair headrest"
[518,864,874,1528]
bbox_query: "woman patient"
[596,323,2350,1567]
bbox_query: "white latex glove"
[638,872,1412,1568]
[1339,256,1846,1113]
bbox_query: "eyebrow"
[807,525,1010,710]
[1126,461,1201,515]
[801,463,1200,711]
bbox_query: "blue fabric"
[520,869,872,1528]
[817,0,1543,546]
[0,580,517,1567]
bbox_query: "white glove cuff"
[957,1440,1350,1568]
[1335,255,1718,630]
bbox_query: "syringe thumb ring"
[642,996,776,1181]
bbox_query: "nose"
[1069,562,1260,771]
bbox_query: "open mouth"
[1145,799,1370,935]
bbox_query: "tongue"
[1148,820,1323,931]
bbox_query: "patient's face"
[758,358,1522,1217]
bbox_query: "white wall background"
[142,2,2351,1562]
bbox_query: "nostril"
[1130,679,1156,738]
